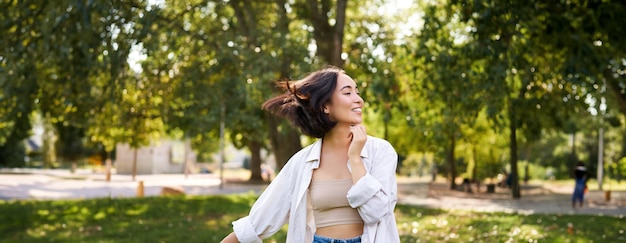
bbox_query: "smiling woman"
[220,66,400,243]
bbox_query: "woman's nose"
[355,94,364,103]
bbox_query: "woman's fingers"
[348,125,367,158]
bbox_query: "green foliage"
[523,161,550,181]
[0,142,26,168]
[398,153,433,177]
[608,157,626,183]
[2,0,626,195]
[440,0,621,196]
[1,0,154,165]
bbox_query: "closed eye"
[340,86,359,95]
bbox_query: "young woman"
[221,66,399,243]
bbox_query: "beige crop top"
[309,178,364,228]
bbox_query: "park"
[0,168,624,242]
[2,0,626,242]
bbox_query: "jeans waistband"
[313,234,362,243]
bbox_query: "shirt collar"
[305,139,322,163]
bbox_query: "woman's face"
[324,73,364,125]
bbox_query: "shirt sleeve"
[346,139,398,224]
[231,160,295,242]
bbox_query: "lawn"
[0,194,623,242]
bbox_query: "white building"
[115,139,196,174]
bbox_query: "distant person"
[572,162,587,208]
[498,170,510,188]
[462,178,472,193]
[220,66,400,242]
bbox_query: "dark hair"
[262,66,343,138]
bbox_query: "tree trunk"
[266,115,302,171]
[509,100,521,198]
[304,0,347,67]
[43,120,57,168]
[472,146,478,183]
[447,134,457,190]
[248,140,264,182]
[570,130,578,177]
[132,148,137,181]
[250,0,302,173]
[105,151,112,182]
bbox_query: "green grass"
[0,195,623,243]
[395,205,624,242]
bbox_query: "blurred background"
[1,0,625,198]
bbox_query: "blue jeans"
[313,234,361,243]
[572,178,586,203]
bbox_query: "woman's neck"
[323,125,352,148]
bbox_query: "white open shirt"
[231,136,400,243]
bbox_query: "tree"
[1,0,150,168]
[408,4,484,190]
[542,1,626,183]
[340,0,407,142]
[295,0,348,67]
[135,0,315,179]
[228,0,307,173]
[449,0,595,197]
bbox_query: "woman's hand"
[348,124,367,160]
[348,124,367,182]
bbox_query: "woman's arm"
[220,152,301,243]
[220,232,239,243]
[347,138,398,224]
